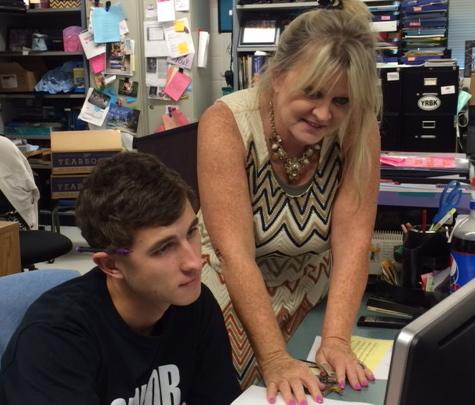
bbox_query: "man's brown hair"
[76,152,196,250]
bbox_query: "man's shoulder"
[21,268,105,327]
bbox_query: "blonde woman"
[198,0,381,403]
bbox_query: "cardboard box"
[0,62,39,93]
[51,130,123,174]
[50,174,88,199]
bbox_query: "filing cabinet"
[380,113,402,151]
[402,114,456,152]
[403,66,458,114]
[380,68,403,113]
[380,65,459,152]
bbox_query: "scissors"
[432,180,462,225]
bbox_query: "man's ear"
[93,252,124,280]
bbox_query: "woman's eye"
[333,97,349,106]
[304,87,322,99]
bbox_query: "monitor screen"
[384,278,475,404]
[133,122,199,197]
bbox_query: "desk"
[0,221,21,276]
[287,301,398,405]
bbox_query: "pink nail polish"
[288,401,296,405]
[300,401,308,405]
[361,380,368,387]
[354,384,361,390]
[316,395,324,404]
[339,381,345,389]
[268,398,276,404]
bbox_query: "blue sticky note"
[92,5,124,43]
[125,96,136,104]
[102,87,118,105]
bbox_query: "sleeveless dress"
[198,87,342,388]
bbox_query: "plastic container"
[62,26,82,52]
[450,200,475,292]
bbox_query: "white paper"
[146,58,168,87]
[79,31,106,60]
[145,3,157,19]
[104,75,117,85]
[441,85,455,95]
[119,19,129,36]
[386,71,399,82]
[175,0,189,11]
[307,336,393,380]
[232,386,373,405]
[163,18,195,58]
[167,53,194,70]
[144,21,169,57]
[78,88,111,127]
[156,0,176,23]
[197,30,209,68]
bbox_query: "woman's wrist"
[322,335,350,345]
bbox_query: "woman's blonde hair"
[257,0,381,196]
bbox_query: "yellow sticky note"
[350,336,393,372]
[177,42,189,54]
[175,21,185,32]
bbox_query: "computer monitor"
[133,122,199,198]
[384,278,475,405]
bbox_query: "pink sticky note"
[90,53,106,74]
[163,71,192,101]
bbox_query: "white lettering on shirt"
[110,364,182,405]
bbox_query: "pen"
[429,207,456,232]
[76,247,131,255]
[421,208,427,233]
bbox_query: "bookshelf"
[0,1,89,139]
[232,1,318,90]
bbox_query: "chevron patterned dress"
[198,87,342,388]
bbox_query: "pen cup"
[402,226,450,289]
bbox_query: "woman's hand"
[261,351,325,404]
[315,337,375,391]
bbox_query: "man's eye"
[153,243,175,256]
[334,97,349,105]
[187,226,199,239]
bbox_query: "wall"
[209,0,232,102]
[448,1,475,73]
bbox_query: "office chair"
[0,269,80,359]
[0,190,73,269]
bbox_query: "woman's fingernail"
[354,383,361,390]
[339,381,345,389]
[369,374,376,381]
[316,395,324,404]
[288,401,296,405]
[300,401,308,405]
[268,398,276,404]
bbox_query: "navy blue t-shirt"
[0,268,240,405]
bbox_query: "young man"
[0,152,241,405]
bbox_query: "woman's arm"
[316,122,381,390]
[198,103,323,404]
